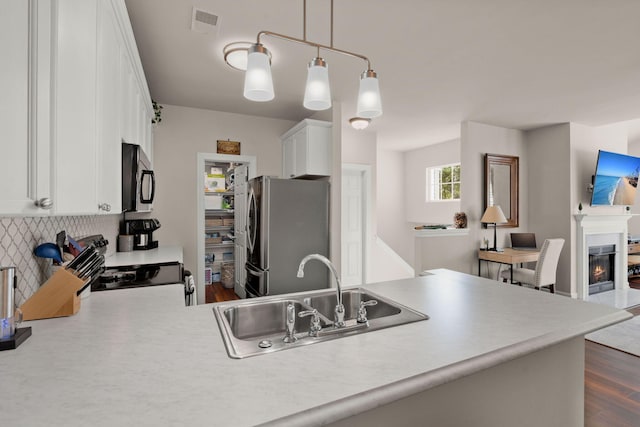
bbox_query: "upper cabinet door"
[281,119,332,179]
[96,0,122,214]
[0,0,52,215]
[53,0,99,214]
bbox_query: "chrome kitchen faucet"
[297,254,346,328]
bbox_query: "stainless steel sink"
[303,289,401,321]
[213,287,429,359]
[222,299,331,340]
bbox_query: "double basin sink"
[213,287,429,358]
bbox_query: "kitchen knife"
[68,245,98,272]
[77,255,102,279]
[66,244,95,270]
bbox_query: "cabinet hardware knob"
[98,203,111,212]
[34,198,53,209]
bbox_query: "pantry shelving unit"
[196,152,256,304]
[204,179,236,289]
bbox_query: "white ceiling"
[125,0,640,151]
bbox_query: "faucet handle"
[283,303,298,343]
[357,300,378,323]
[299,309,322,337]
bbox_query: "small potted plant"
[151,100,163,124]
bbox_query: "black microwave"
[122,142,155,212]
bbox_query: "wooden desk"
[478,248,540,282]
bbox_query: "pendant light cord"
[330,0,334,48]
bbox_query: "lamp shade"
[303,57,331,110]
[481,205,508,224]
[243,44,274,102]
[356,70,382,118]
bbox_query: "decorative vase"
[454,212,467,229]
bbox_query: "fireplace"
[575,214,631,300]
[588,244,616,295]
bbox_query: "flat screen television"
[591,150,640,206]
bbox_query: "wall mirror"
[484,153,519,228]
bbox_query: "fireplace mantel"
[575,214,632,299]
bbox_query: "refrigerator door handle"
[245,262,268,295]
[246,187,257,254]
[245,262,263,275]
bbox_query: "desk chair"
[500,238,565,293]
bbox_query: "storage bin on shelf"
[205,232,222,244]
[205,218,223,227]
[221,262,234,288]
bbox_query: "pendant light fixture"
[303,56,331,110]
[357,70,383,118]
[243,44,274,102]
[226,0,381,117]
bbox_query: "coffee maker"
[124,218,160,250]
[0,266,31,350]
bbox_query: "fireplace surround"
[575,214,631,299]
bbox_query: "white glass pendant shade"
[356,70,382,118]
[303,58,331,111]
[243,44,274,102]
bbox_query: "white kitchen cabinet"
[116,4,153,164]
[281,119,332,179]
[96,0,123,214]
[53,0,99,215]
[0,0,152,216]
[0,0,52,215]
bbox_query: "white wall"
[524,122,628,297]
[152,104,295,279]
[526,124,572,295]
[342,127,412,281]
[567,123,629,296]
[437,121,530,277]
[404,139,461,224]
[376,148,414,265]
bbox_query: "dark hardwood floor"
[205,283,239,303]
[585,306,640,426]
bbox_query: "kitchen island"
[0,269,630,426]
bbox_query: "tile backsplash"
[0,215,120,305]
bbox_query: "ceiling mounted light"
[223,42,250,71]
[349,117,371,130]
[303,57,331,111]
[224,0,382,117]
[243,43,274,102]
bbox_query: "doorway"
[196,153,256,304]
[341,164,371,286]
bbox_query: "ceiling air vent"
[191,7,219,34]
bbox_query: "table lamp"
[481,205,507,251]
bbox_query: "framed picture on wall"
[217,140,241,155]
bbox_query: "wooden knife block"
[20,268,86,321]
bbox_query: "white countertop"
[0,269,631,426]
[105,245,183,267]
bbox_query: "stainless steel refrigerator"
[245,176,330,297]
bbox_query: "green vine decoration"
[152,100,163,124]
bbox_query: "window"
[427,164,461,201]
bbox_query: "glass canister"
[1,266,22,339]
